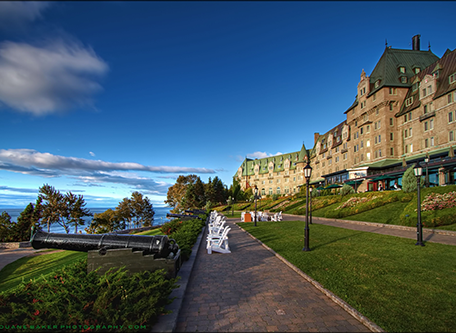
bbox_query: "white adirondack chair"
[207,227,231,254]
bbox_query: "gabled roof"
[312,120,347,154]
[397,48,456,117]
[368,47,439,95]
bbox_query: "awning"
[325,184,343,189]
[345,179,364,185]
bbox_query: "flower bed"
[336,196,379,210]
[421,191,456,211]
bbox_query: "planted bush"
[0,259,178,332]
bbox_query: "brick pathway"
[175,220,372,332]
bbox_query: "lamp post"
[309,187,313,225]
[414,163,425,246]
[303,163,312,251]
[254,185,259,227]
[424,154,430,188]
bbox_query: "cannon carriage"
[31,231,182,278]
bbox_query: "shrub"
[340,184,355,196]
[160,219,183,235]
[0,259,178,332]
[402,164,424,193]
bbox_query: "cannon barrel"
[31,231,178,258]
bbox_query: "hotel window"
[360,154,364,162]
[424,122,428,131]
[389,103,394,111]
[399,66,406,74]
[425,138,429,148]
[366,125,370,133]
[269,188,273,195]
[366,139,370,147]
[389,88,397,95]
[430,119,434,129]
[366,152,371,160]
[360,127,364,135]
[415,67,421,74]
[449,111,454,123]
[390,147,394,156]
[379,149,382,157]
[449,73,456,84]
[450,131,455,142]
[276,187,281,194]
[373,93,376,101]
[448,92,455,104]
[401,77,407,84]
[335,156,339,163]
[328,159,332,165]
[375,80,380,88]
[390,133,394,141]
[405,97,413,107]
[428,85,433,95]
[343,153,347,160]
[431,137,434,146]
[434,70,440,79]
[412,82,419,92]
[335,146,339,153]
[360,140,364,148]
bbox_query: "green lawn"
[241,220,456,333]
[0,251,86,293]
[342,201,409,224]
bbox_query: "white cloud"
[246,151,283,159]
[0,2,51,29]
[0,149,215,175]
[0,40,109,115]
[89,152,96,157]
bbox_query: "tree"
[65,192,92,233]
[165,175,199,213]
[402,164,424,193]
[39,184,66,232]
[86,209,124,234]
[0,211,13,242]
[115,192,154,229]
[13,203,42,241]
[38,184,91,234]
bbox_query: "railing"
[419,111,436,122]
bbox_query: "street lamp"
[414,163,425,246]
[424,153,430,188]
[303,163,312,251]
[254,185,259,227]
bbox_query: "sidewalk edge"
[150,225,206,333]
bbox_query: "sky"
[1,1,456,208]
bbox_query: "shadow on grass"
[310,231,367,250]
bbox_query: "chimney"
[314,132,320,144]
[412,34,421,51]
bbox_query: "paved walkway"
[175,219,374,332]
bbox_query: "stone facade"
[235,36,456,194]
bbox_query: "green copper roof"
[368,47,439,95]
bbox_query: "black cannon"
[185,209,206,215]
[31,231,182,278]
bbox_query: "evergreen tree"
[0,211,13,242]
[402,164,424,193]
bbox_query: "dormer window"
[374,80,380,88]
[412,82,419,92]
[405,97,414,107]
[450,72,456,84]
[399,66,406,74]
[401,76,408,83]
[433,70,439,79]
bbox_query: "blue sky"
[1,1,455,208]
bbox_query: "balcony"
[420,111,436,122]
